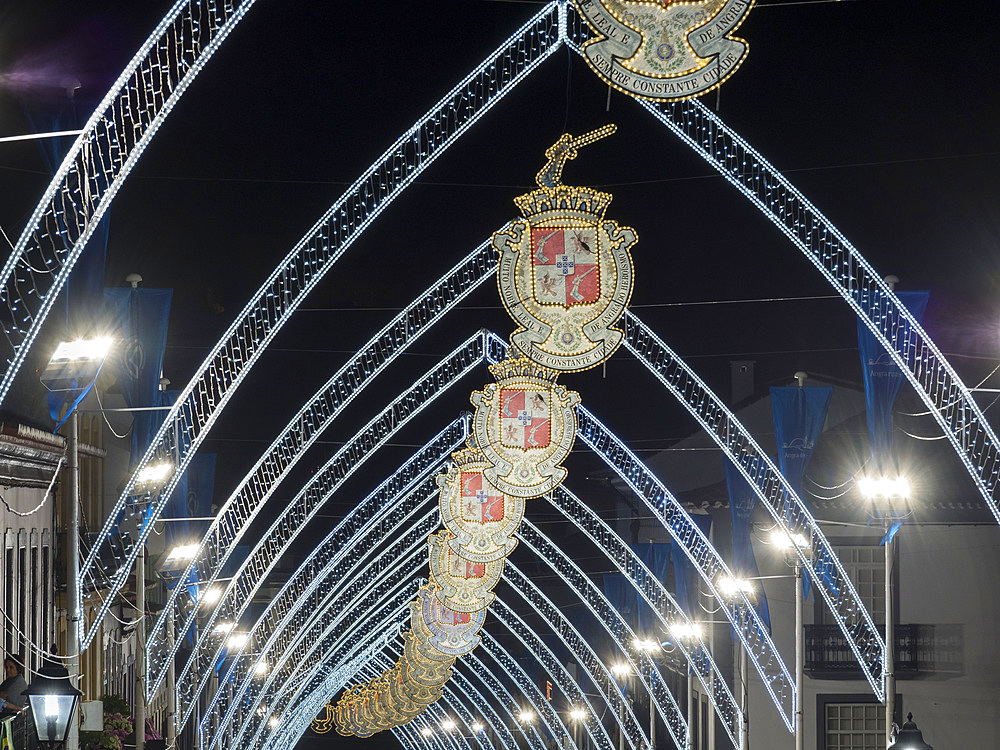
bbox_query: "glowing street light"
[569,708,587,721]
[470,722,484,733]
[254,660,268,676]
[518,710,535,723]
[609,663,631,679]
[770,529,811,552]
[668,622,703,642]
[632,638,660,652]
[165,542,199,563]
[136,461,173,485]
[420,726,434,737]
[441,719,456,731]
[227,632,249,649]
[717,575,756,599]
[202,587,223,606]
[858,476,911,501]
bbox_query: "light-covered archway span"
[190,330,784,739]
[79,3,566,649]
[201,439,462,745]
[0,0,258,407]
[172,335,485,728]
[147,243,496,698]
[548,486,742,748]
[71,2,1000,667]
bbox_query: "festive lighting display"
[27,4,1000,683]
[37,1,996,744]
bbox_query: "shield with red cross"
[531,227,600,307]
[499,387,551,449]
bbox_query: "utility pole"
[794,562,803,750]
[136,546,145,750]
[67,413,80,750]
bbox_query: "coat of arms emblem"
[437,442,525,563]
[427,530,503,613]
[493,124,636,372]
[470,356,580,499]
[574,0,754,101]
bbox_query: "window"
[824,703,885,750]
[836,545,886,625]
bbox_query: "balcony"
[805,624,964,680]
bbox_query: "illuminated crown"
[487,355,559,384]
[514,185,613,225]
[451,442,488,468]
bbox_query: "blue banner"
[602,573,638,630]
[630,542,671,634]
[857,291,929,469]
[770,386,832,500]
[724,459,770,632]
[673,513,712,618]
[104,287,173,465]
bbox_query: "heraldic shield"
[427,530,503,614]
[409,584,486,657]
[493,126,636,372]
[471,356,580,499]
[437,442,525,562]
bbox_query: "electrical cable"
[0,456,64,517]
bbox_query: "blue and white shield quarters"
[437,442,525,563]
[471,357,580,499]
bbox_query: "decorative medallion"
[574,0,754,101]
[471,357,580,498]
[428,530,503,613]
[409,584,486,657]
[310,702,336,735]
[494,125,636,372]
[437,442,525,562]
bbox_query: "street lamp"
[23,666,83,749]
[888,712,934,750]
[858,473,911,746]
[715,575,756,750]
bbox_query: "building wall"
[747,522,1000,750]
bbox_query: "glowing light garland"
[0,0,257,407]
[548,485,742,748]
[79,2,564,652]
[33,2,999,673]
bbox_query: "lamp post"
[888,712,934,750]
[667,622,704,750]
[41,336,115,750]
[858,475,910,746]
[716,576,757,750]
[23,665,83,749]
[770,530,813,750]
[569,707,586,750]
[609,663,630,750]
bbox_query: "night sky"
[1,1,999,748]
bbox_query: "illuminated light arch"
[0,0,258,406]
[548,486,742,748]
[146,243,497,697]
[229,501,697,750]
[191,329,795,741]
[56,3,1000,668]
[79,4,566,651]
[170,335,485,727]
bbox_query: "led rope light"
[0,0,257,408]
[549,485,742,748]
[79,2,563,651]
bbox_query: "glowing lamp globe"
[22,666,83,748]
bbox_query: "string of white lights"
[79,1,563,653]
[0,0,257,407]
[145,241,496,696]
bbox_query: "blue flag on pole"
[857,291,929,469]
[104,287,173,465]
[630,542,671,634]
[724,459,771,632]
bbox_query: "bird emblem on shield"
[494,125,636,372]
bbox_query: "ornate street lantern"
[889,712,935,750]
[22,666,83,749]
